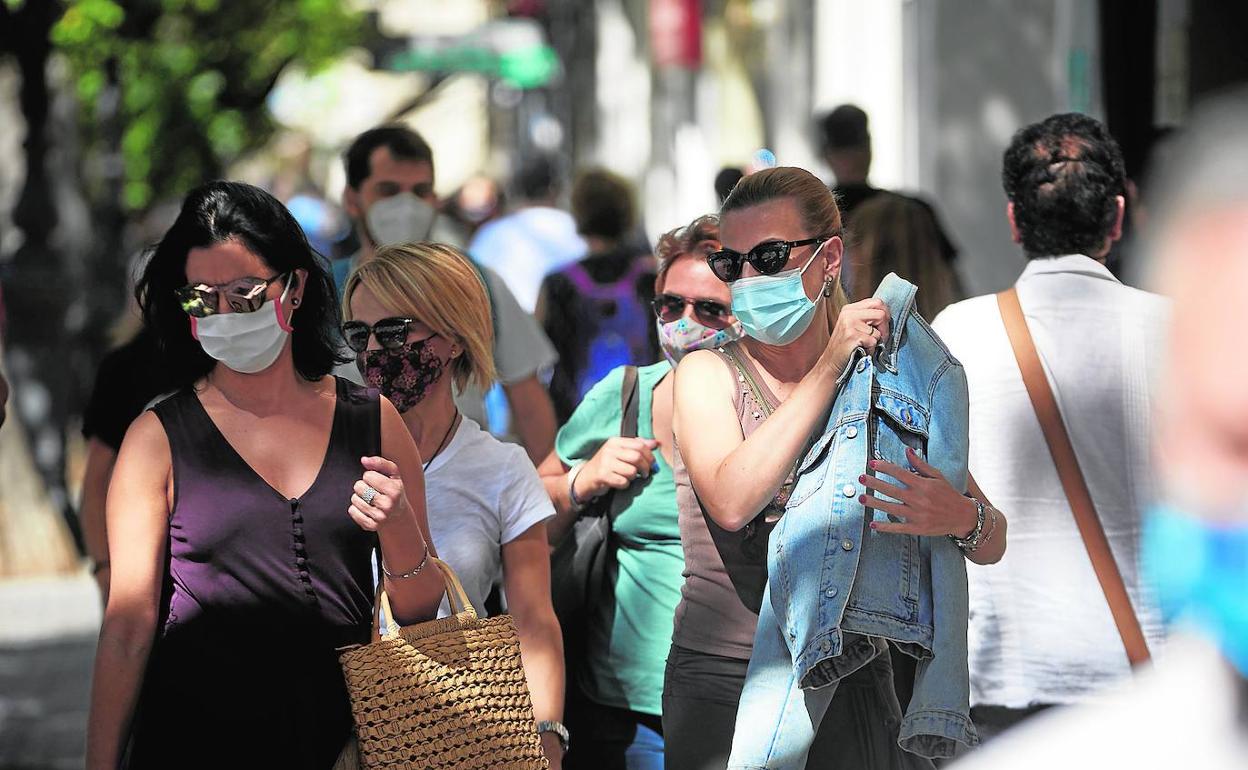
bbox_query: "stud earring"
[291,297,300,307]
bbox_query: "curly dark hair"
[1001,113,1126,259]
[136,180,347,389]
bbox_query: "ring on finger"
[361,486,379,506]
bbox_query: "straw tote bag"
[337,557,549,769]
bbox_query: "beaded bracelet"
[381,544,430,580]
[951,498,988,552]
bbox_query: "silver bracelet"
[951,497,988,552]
[381,544,430,580]
[567,463,590,512]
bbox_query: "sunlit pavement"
[0,572,100,770]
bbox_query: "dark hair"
[343,125,434,190]
[818,104,870,153]
[655,214,720,290]
[514,155,560,201]
[714,167,744,205]
[136,181,347,389]
[1002,113,1126,258]
[571,168,636,241]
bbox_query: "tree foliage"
[50,0,363,210]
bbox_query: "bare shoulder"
[117,410,171,469]
[674,348,733,393]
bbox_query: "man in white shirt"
[334,126,559,463]
[468,156,587,313]
[932,113,1169,740]
[953,91,1248,770]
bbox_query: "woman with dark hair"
[85,181,444,769]
[536,215,742,770]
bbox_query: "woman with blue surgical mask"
[85,181,445,770]
[666,168,1007,770]
[536,215,741,770]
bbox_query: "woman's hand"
[827,298,891,375]
[349,456,412,532]
[858,447,979,538]
[572,437,659,502]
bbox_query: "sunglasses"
[652,293,732,329]
[341,317,425,353]
[707,237,830,283]
[176,273,289,318]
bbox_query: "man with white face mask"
[337,125,559,464]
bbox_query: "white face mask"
[365,192,437,247]
[192,277,294,374]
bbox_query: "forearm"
[86,619,154,769]
[539,469,580,544]
[506,378,558,464]
[378,518,444,625]
[515,610,565,724]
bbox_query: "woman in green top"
[538,215,742,769]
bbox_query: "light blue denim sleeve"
[899,359,979,756]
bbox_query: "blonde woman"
[342,243,567,767]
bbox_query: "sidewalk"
[0,570,100,770]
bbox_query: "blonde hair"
[342,242,496,391]
[720,166,850,330]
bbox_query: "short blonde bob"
[342,242,496,392]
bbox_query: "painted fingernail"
[868,460,878,469]
[870,522,879,530]
[858,474,866,483]
[859,495,868,503]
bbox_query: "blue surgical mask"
[729,239,828,346]
[1143,502,1248,675]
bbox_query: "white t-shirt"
[469,206,587,313]
[931,255,1170,708]
[423,416,554,617]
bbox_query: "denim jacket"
[731,274,975,765]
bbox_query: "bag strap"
[619,365,640,439]
[996,287,1151,666]
[373,557,476,640]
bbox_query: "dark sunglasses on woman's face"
[652,293,732,329]
[341,317,424,353]
[707,237,829,283]
[176,272,289,318]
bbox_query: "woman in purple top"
[85,181,445,769]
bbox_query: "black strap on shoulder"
[619,365,640,439]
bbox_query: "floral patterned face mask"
[357,336,448,413]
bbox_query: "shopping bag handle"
[373,557,476,639]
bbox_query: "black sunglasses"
[341,317,422,353]
[652,293,732,329]
[707,237,830,283]
[176,272,289,318]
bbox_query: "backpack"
[562,260,651,400]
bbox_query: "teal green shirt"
[555,361,681,716]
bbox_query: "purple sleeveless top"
[126,377,378,769]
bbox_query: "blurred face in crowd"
[1153,205,1248,516]
[343,146,436,245]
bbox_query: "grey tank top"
[671,342,789,660]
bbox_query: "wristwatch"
[537,720,570,753]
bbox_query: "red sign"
[650,0,702,69]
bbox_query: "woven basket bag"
[338,557,549,769]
